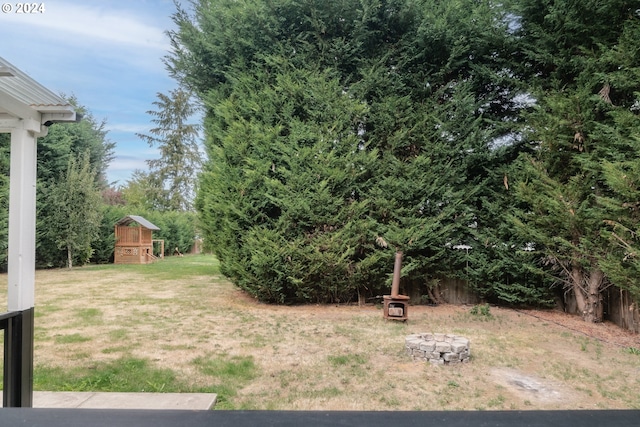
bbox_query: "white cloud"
[0,2,170,51]
[109,156,148,171]
[0,1,177,184]
[106,123,152,133]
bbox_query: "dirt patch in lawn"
[490,367,575,405]
[1,255,639,410]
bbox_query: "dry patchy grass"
[1,254,639,410]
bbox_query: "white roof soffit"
[0,56,76,126]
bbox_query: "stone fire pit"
[405,333,470,365]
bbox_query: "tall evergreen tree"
[197,60,378,302]
[136,88,202,211]
[596,16,640,306]
[510,1,640,321]
[37,97,114,185]
[170,0,524,303]
[600,134,640,305]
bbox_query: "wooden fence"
[404,279,639,333]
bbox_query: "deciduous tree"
[35,99,114,267]
[44,152,103,268]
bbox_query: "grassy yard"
[1,254,639,410]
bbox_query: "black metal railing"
[0,309,33,407]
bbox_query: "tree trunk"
[571,262,587,314]
[67,245,73,269]
[584,269,604,323]
[427,284,445,305]
[570,261,604,323]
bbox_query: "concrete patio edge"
[0,391,216,410]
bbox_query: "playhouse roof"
[115,215,160,231]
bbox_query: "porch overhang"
[0,57,78,136]
[0,56,79,408]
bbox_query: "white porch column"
[7,124,38,311]
[1,56,76,408]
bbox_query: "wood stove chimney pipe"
[391,251,402,298]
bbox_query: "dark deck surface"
[1,409,639,427]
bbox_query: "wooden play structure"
[114,215,164,264]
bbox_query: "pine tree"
[136,88,202,211]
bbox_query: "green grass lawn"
[1,253,639,411]
[1,255,256,408]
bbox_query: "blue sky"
[0,0,184,186]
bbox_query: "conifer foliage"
[169,0,522,303]
[510,0,640,321]
[168,0,639,315]
[136,88,202,211]
[198,60,379,302]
